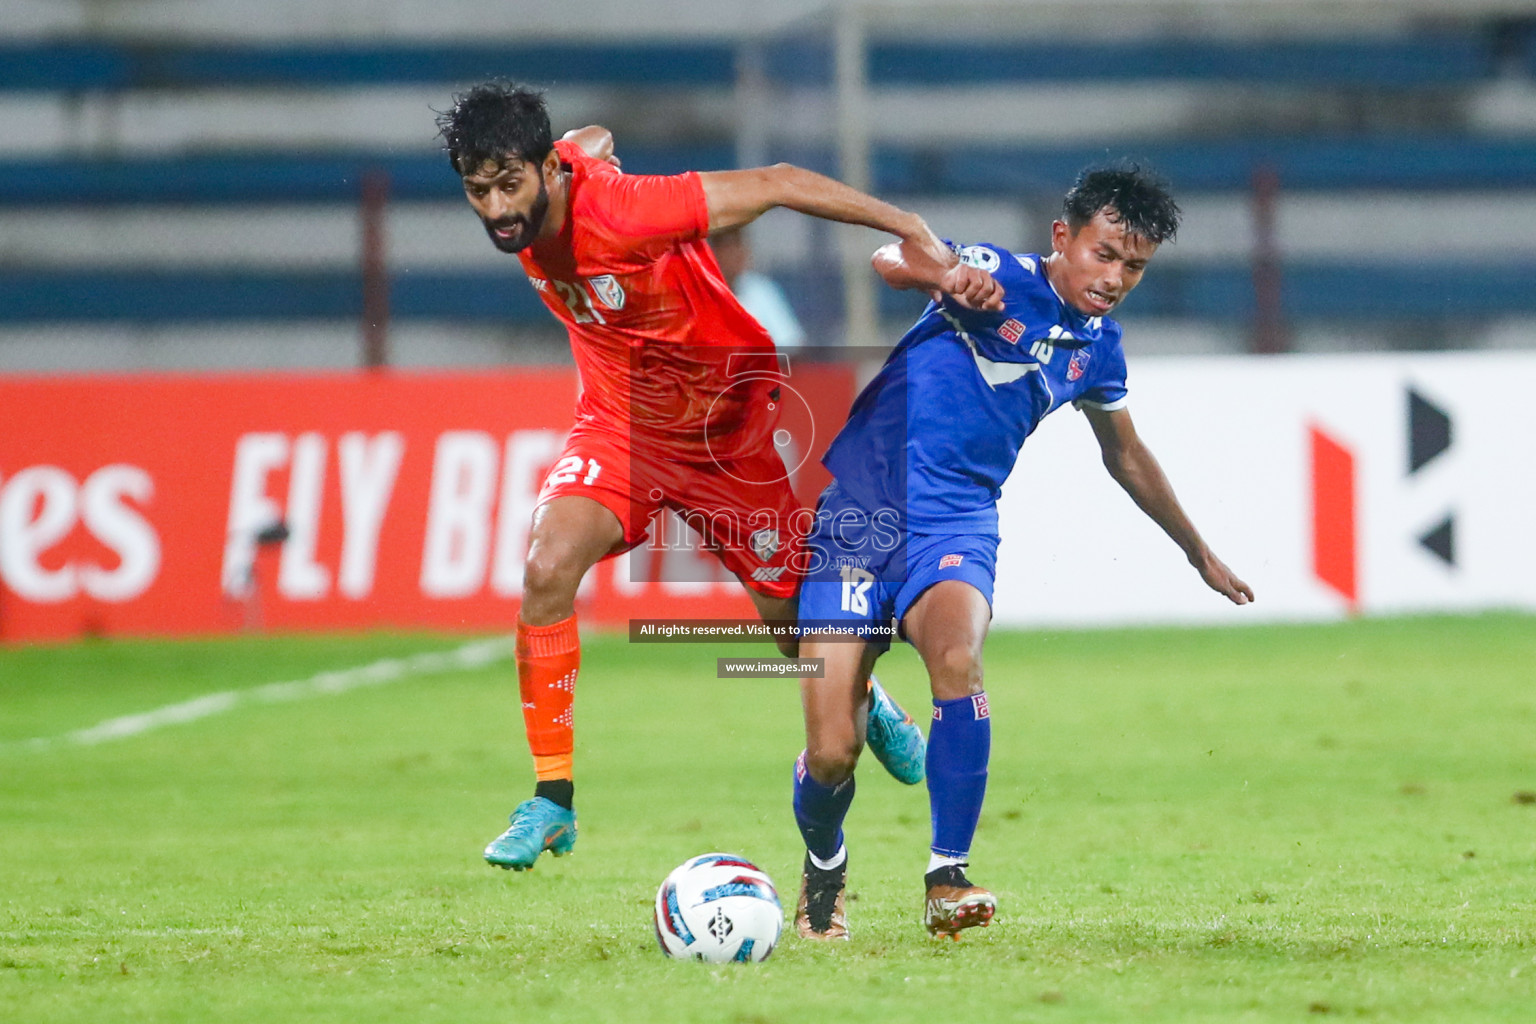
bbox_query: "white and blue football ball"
[653,853,782,963]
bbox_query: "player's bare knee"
[522,547,585,611]
[804,742,860,786]
[927,642,984,699]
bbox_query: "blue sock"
[792,750,855,861]
[927,693,991,859]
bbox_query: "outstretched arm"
[1083,405,1254,605]
[872,239,1005,312]
[697,164,946,263]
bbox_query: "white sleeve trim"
[1073,394,1130,412]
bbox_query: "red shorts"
[535,421,805,598]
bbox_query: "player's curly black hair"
[1062,164,1180,244]
[436,81,553,175]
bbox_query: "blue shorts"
[797,481,997,652]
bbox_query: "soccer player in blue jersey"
[790,166,1254,939]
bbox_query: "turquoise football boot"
[865,677,926,785]
[484,797,577,870]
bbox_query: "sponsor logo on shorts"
[972,693,990,720]
[749,528,780,562]
[750,565,788,582]
[939,553,965,569]
[998,319,1026,344]
[589,274,626,310]
[1067,348,1091,381]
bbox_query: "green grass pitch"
[3,614,1535,1023]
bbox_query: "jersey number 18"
[839,566,875,616]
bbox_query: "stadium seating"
[2,24,1535,360]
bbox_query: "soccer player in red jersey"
[437,82,940,871]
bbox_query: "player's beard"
[482,178,550,254]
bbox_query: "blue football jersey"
[823,243,1130,535]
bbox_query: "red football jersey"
[518,140,781,462]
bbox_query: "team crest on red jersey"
[589,274,626,310]
[749,528,780,562]
[1067,349,1091,381]
[939,553,964,568]
[998,319,1026,344]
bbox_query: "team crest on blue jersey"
[1067,348,1091,381]
[589,274,626,310]
[749,528,780,562]
[958,246,1000,273]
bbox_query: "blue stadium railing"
[863,38,1497,87]
[6,135,1536,207]
[0,33,1513,91]
[0,147,737,205]
[3,263,1531,325]
[0,42,740,90]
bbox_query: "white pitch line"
[4,637,515,754]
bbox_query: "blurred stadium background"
[2,0,1534,640]
[7,12,1535,1017]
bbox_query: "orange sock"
[516,614,580,782]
